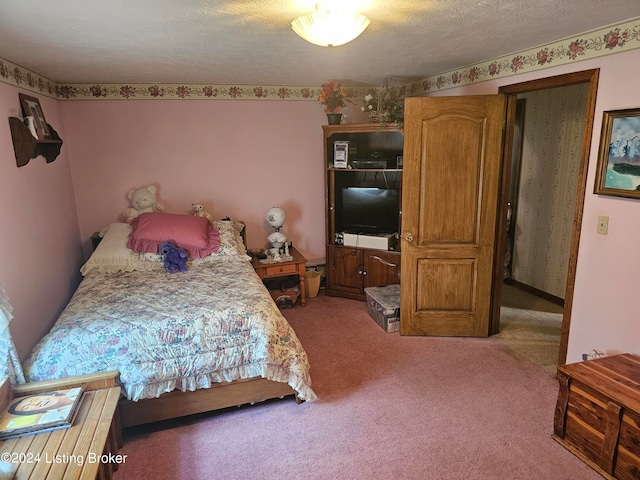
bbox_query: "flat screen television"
[338,187,400,234]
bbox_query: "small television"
[338,187,400,234]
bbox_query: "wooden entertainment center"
[323,124,403,300]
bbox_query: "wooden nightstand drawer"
[251,247,308,307]
[265,264,298,276]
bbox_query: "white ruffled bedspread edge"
[125,363,318,403]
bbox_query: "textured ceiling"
[0,0,639,87]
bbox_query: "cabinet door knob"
[403,232,414,242]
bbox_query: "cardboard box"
[365,284,400,333]
[343,233,396,251]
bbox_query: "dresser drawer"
[264,263,298,276]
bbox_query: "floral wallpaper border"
[0,18,638,101]
[0,60,57,98]
[57,83,329,101]
[405,18,640,96]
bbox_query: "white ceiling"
[1,0,639,87]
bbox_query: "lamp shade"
[291,9,370,47]
[266,206,286,230]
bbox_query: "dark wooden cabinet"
[326,245,400,300]
[326,245,362,297]
[365,249,401,287]
[8,116,63,167]
[323,124,403,300]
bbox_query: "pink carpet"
[114,294,600,479]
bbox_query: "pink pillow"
[128,212,220,258]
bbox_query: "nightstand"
[251,247,308,307]
[0,371,122,480]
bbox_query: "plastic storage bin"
[364,284,400,333]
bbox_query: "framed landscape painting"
[594,108,640,199]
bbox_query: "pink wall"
[432,49,640,363]
[0,84,82,359]
[60,99,330,263]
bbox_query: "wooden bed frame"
[118,378,299,427]
[116,223,302,428]
[37,223,302,428]
[11,370,298,428]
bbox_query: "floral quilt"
[23,257,317,403]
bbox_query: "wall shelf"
[8,116,63,167]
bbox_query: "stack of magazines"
[0,386,84,440]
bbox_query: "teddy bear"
[159,241,188,273]
[192,202,213,224]
[123,185,165,223]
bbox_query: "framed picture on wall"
[594,107,640,199]
[18,93,51,139]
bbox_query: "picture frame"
[594,107,640,199]
[18,93,51,139]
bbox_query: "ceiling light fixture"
[291,3,370,47]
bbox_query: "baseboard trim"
[504,278,565,307]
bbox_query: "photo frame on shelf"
[18,93,51,139]
[594,107,640,199]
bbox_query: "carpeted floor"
[495,284,564,374]
[115,291,597,480]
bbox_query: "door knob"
[403,232,414,242]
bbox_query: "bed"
[22,215,317,427]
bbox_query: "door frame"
[491,69,600,366]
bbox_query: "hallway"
[496,283,563,374]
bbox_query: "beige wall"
[510,84,588,298]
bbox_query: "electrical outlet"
[597,215,609,235]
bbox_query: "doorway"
[496,69,600,366]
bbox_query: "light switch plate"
[597,215,609,235]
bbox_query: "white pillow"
[80,223,162,275]
[210,220,247,256]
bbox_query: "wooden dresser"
[553,353,640,479]
[0,371,123,480]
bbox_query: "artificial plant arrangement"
[318,80,350,114]
[361,80,405,127]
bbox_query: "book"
[0,386,84,440]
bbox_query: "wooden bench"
[553,353,640,479]
[0,371,123,480]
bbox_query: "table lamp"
[266,206,287,255]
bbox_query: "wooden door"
[400,95,509,336]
